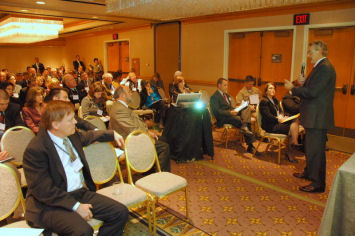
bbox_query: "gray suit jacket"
[292,58,336,129]
[109,101,148,139]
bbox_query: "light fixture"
[36,1,46,4]
[0,16,63,43]
[20,9,29,12]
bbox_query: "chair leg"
[225,128,229,148]
[278,141,281,165]
[185,187,189,221]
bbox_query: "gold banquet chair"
[84,115,107,131]
[255,105,287,164]
[125,130,189,235]
[129,91,154,117]
[83,142,150,228]
[1,126,35,187]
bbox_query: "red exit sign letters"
[294,13,310,25]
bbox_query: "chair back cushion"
[84,116,107,130]
[128,91,141,109]
[0,164,20,220]
[84,142,117,184]
[125,131,156,172]
[1,126,35,164]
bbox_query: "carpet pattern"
[158,132,351,235]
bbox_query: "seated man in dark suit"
[210,78,259,154]
[44,87,97,131]
[23,100,128,236]
[63,73,87,109]
[109,86,171,172]
[0,89,25,137]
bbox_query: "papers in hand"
[0,228,44,236]
[249,94,259,105]
[281,113,300,123]
[234,100,249,113]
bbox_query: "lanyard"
[53,140,75,157]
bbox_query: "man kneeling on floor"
[23,100,128,236]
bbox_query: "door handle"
[342,84,348,95]
[351,84,355,95]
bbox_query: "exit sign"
[294,13,310,25]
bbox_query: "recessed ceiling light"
[92,16,98,19]
[20,9,28,12]
[36,1,46,5]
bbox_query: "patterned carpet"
[158,132,352,235]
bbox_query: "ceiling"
[0,0,350,40]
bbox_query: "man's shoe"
[247,145,261,156]
[293,172,309,180]
[286,153,298,163]
[240,126,253,136]
[299,184,325,193]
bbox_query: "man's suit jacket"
[73,60,86,72]
[109,101,148,139]
[5,102,25,129]
[23,129,114,227]
[32,63,45,74]
[210,90,234,127]
[292,58,336,129]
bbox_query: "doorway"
[307,26,355,138]
[106,40,130,78]
[227,28,294,100]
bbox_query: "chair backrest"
[84,116,107,130]
[125,130,158,184]
[157,88,167,100]
[77,106,83,119]
[84,142,117,185]
[1,126,35,165]
[255,105,266,136]
[128,91,141,109]
[199,89,210,106]
[0,163,25,221]
[106,100,114,114]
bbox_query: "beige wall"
[181,8,355,87]
[0,46,65,73]
[64,26,155,77]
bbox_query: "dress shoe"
[293,172,309,180]
[285,152,298,163]
[247,145,261,156]
[291,143,304,152]
[240,125,253,136]
[299,184,325,193]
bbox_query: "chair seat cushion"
[264,132,288,139]
[135,172,187,197]
[97,184,148,207]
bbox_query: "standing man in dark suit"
[210,78,259,154]
[285,41,336,193]
[73,55,86,72]
[32,57,45,75]
[23,100,128,235]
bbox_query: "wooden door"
[309,26,355,138]
[107,42,119,72]
[119,41,130,73]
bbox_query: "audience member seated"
[36,76,46,90]
[19,77,37,107]
[0,89,25,137]
[210,78,259,155]
[150,72,164,90]
[0,71,7,84]
[170,75,191,103]
[109,86,171,172]
[259,82,300,162]
[45,77,61,95]
[120,71,142,93]
[45,87,96,131]
[0,81,20,105]
[81,82,108,119]
[17,72,29,88]
[93,57,104,81]
[22,87,44,134]
[78,72,89,92]
[63,73,87,109]
[8,74,22,95]
[102,73,116,99]
[141,80,167,125]
[23,100,128,235]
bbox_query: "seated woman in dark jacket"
[259,82,300,162]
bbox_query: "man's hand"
[76,203,93,221]
[284,80,294,90]
[148,130,158,140]
[0,151,10,161]
[297,74,306,86]
[113,131,125,149]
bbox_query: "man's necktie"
[0,112,4,124]
[63,138,77,162]
[223,93,229,104]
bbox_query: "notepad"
[281,113,300,123]
[249,94,259,105]
[234,100,249,113]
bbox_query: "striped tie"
[63,138,77,162]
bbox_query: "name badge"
[71,158,83,172]
[13,93,19,98]
[132,87,137,92]
[0,123,5,131]
[97,109,103,116]
[73,95,79,100]
[85,87,89,93]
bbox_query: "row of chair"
[0,127,188,236]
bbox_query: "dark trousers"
[218,115,255,146]
[304,128,327,189]
[41,189,128,236]
[156,138,171,172]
